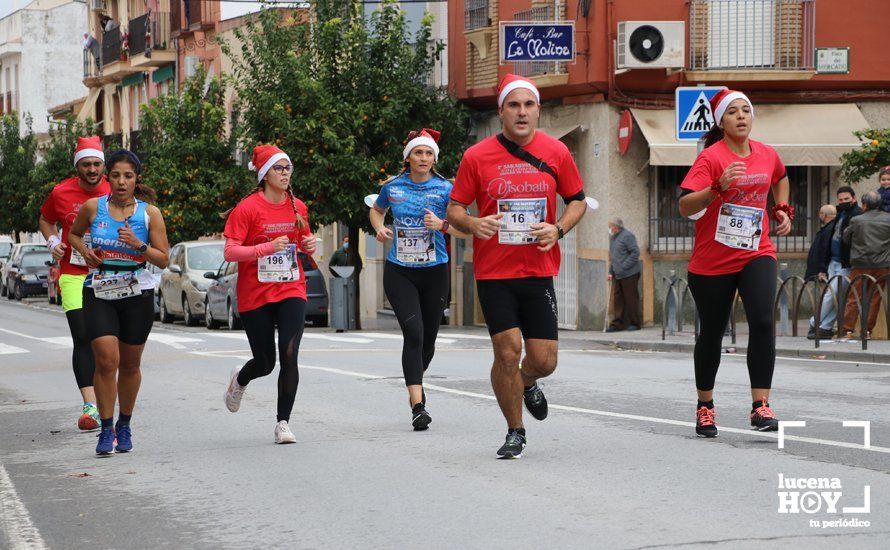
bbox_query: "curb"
[581,337,890,365]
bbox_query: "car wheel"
[13,282,23,301]
[158,292,173,323]
[227,300,242,330]
[205,298,221,329]
[183,296,198,327]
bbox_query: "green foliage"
[0,114,38,237]
[840,129,890,184]
[139,66,252,244]
[224,0,469,233]
[27,116,99,227]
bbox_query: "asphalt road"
[1,297,888,549]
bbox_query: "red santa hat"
[248,144,291,183]
[402,128,441,162]
[497,73,540,107]
[73,135,104,165]
[709,88,754,128]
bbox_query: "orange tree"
[225,0,468,325]
[0,114,38,240]
[139,67,253,243]
[840,128,890,184]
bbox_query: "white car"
[158,240,225,326]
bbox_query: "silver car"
[158,240,225,326]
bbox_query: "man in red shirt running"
[447,74,587,458]
[38,136,110,430]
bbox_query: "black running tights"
[687,256,777,392]
[237,298,306,422]
[66,308,95,389]
[383,261,449,386]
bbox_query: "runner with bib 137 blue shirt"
[370,128,469,431]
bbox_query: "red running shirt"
[40,176,111,276]
[223,192,311,313]
[451,132,584,280]
[680,139,787,276]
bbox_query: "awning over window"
[630,104,870,166]
[539,125,580,140]
[152,64,175,83]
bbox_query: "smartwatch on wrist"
[555,223,565,240]
[440,220,450,234]
[137,242,149,253]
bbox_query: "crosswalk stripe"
[0,343,29,355]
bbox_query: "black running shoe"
[695,405,718,438]
[412,403,431,431]
[523,384,548,420]
[750,400,780,431]
[496,429,527,459]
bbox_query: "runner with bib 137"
[678,89,793,439]
[447,74,587,459]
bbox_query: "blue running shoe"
[115,424,133,453]
[96,427,115,456]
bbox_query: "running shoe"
[411,403,432,431]
[274,420,296,444]
[225,366,245,412]
[750,400,780,431]
[496,429,527,459]
[523,383,548,421]
[695,405,718,438]
[115,424,133,453]
[96,427,115,456]
[78,402,100,431]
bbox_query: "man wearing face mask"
[606,218,641,332]
[329,235,360,269]
[807,186,862,338]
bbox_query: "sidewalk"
[565,325,890,365]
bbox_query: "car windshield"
[21,252,51,268]
[0,243,12,258]
[187,244,224,271]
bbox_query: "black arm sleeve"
[562,191,586,205]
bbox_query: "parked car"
[146,262,163,318]
[204,252,328,330]
[1,243,43,297]
[6,251,53,300]
[158,240,225,326]
[0,236,13,263]
[47,259,61,305]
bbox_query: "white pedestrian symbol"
[682,92,714,133]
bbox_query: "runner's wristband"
[771,203,795,223]
[440,220,449,234]
[46,235,62,251]
[709,181,727,201]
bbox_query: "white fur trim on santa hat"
[403,136,439,162]
[73,148,104,165]
[498,80,540,107]
[714,91,754,127]
[256,152,291,182]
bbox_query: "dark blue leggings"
[688,256,777,391]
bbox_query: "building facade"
[0,0,87,136]
[77,0,177,153]
[448,0,890,330]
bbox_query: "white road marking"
[205,331,375,344]
[146,333,204,350]
[0,329,71,349]
[0,462,48,550]
[0,344,29,355]
[354,332,456,344]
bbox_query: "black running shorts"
[476,277,558,340]
[83,288,156,345]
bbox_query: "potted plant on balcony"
[120,30,129,61]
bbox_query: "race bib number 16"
[497,198,546,245]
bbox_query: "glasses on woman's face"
[270,165,294,175]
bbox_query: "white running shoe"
[225,366,245,412]
[274,420,296,444]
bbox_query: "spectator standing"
[805,204,836,339]
[841,191,890,339]
[606,218,641,332]
[878,165,890,213]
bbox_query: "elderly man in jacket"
[841,191,890,339]
[607,218,641,332]
[805,204,836,339]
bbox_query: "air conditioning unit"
[90,0,108,12]
[616,21,685,69]
[184,56,200,79]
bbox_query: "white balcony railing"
[689,0,816,71]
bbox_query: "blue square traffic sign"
[675,86,725,141]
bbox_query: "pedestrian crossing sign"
[675,86,724,141]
